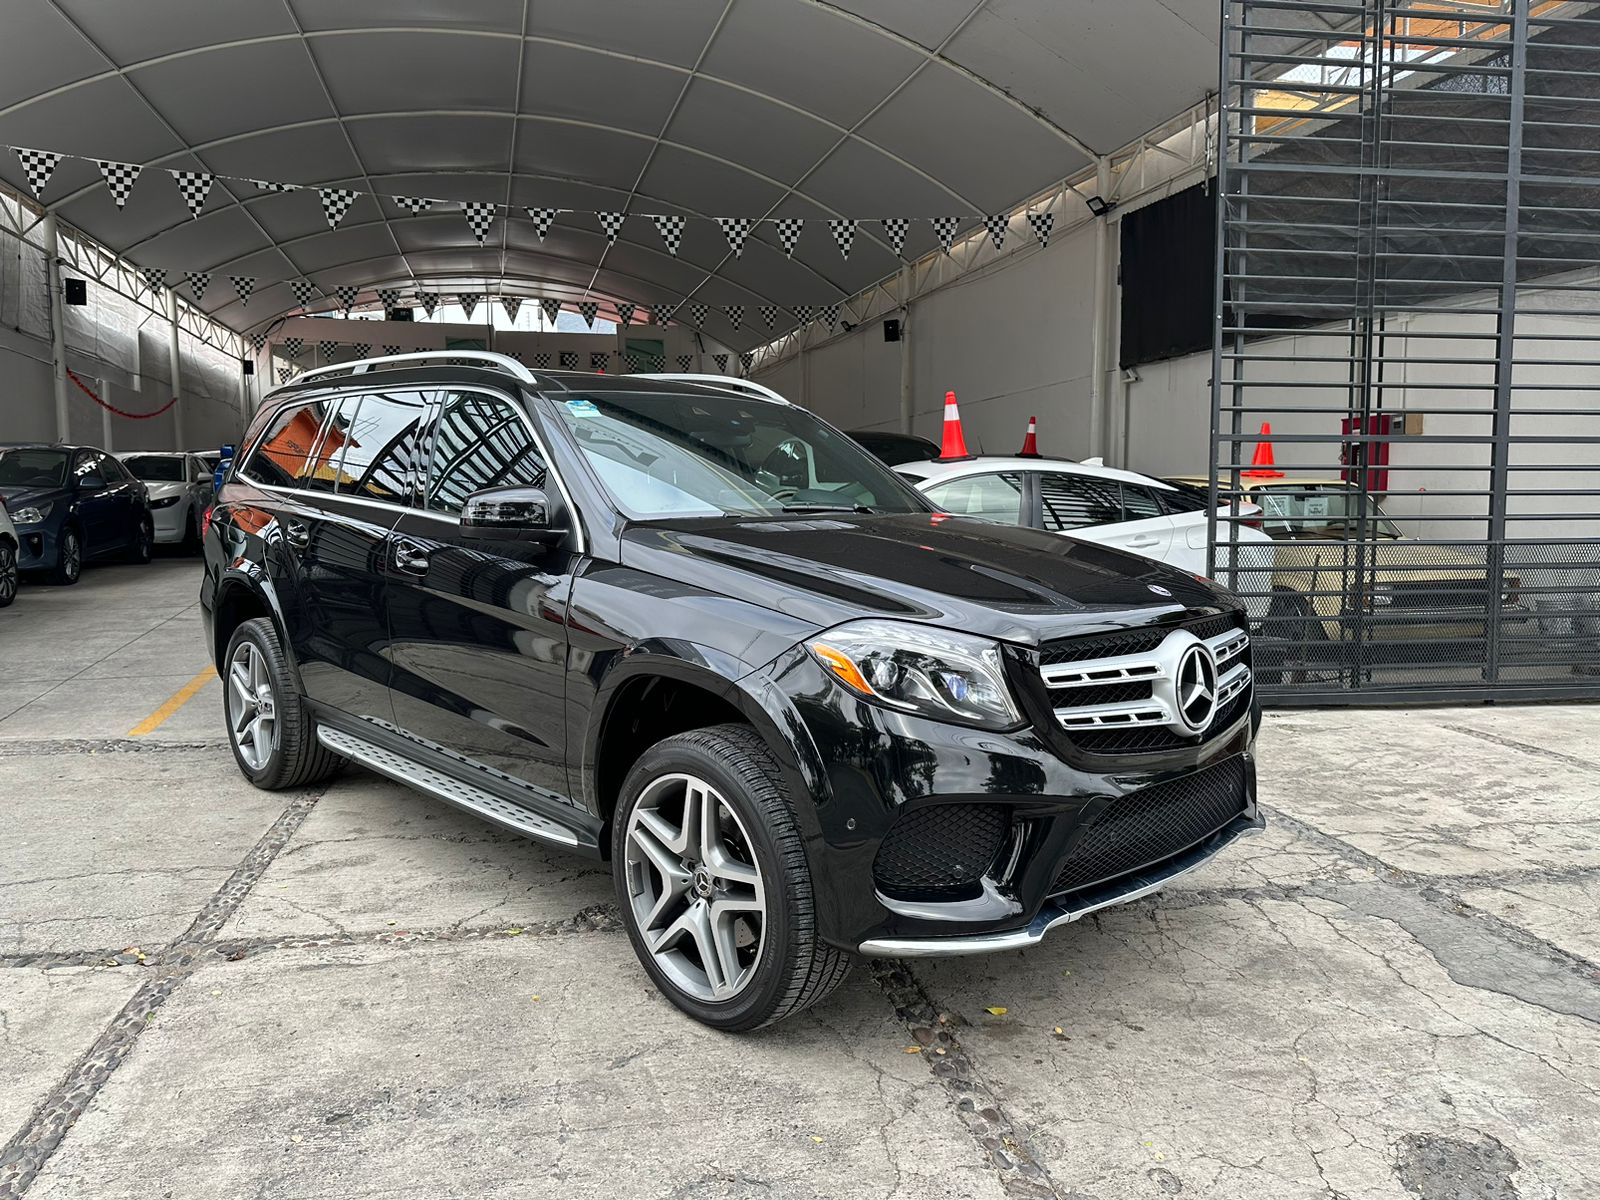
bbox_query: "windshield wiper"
[779,503,876,515]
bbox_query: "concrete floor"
[2,562,1597,1200]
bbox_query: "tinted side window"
[923,472,1024,525]
[338,391,429,505]
[426,392,547,516]
[1038,473,1122,531]
[243,401,332,488]
[301,396,360,494]
[75,451,107,486]
[1157,486,1208,515]
[1122,484,1163,520]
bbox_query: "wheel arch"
[210,567,298,678]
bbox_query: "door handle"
[1126,535,1161,548]
[284,520,310,549]
[392,539,430,575]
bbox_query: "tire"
[126,515,154,564]
[0,540,17,608]
[1260,587,1329,685]
[180,503,202,554]
[50,527,82,586]
[612,723,851,1032]
[222,617,343,791]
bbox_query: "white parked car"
[894,456,1274,616]
[118,452,213,550]
[0,494,17,607]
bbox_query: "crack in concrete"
[1439,723,1600,775]
[0,739,226,758]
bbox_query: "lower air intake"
[873,803,1009,901]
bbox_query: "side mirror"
[80,473,106,490]
[461,485,565,545]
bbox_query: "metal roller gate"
[1211,0,1600,703]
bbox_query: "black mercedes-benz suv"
[201,353,1262,1030]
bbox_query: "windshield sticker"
[1303,496,1330,519]
[566,399,600,418]
[1261,493,1290,517]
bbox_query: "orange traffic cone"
[1018,416,1040,457]
[938,391,972,460]
[1242,422,1285,478]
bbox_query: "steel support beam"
[1087,156,1114,461]
[166,287,185,448]
[42,213,70,441]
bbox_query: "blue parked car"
[0,443,154,585]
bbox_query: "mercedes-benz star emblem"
[1174,642,1219,735]
[1148,584,1173,597]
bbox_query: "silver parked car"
[118,452,213,551]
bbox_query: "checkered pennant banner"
[350,343,371,359]
[501,296,522,322]
[828,219,857,259]
[457,294,481,319]
[930,216,961,254]
[983,214,1009,252]
[615,303,635,326]
[249,333,268,354]
[416,293,439,318]
[677,355,694,372]
[591,352,610,371]
[382,344,403,357]
[394,196,432,215]
[560,352,579,369]
[740,351,755,375]
[335,285,360,311]
[507,351,526,364]
[795,305,816,326]
[725,305,744,330]
[377,288,403,310]
[278,366,295,385]
[774,217,804,258]
[282,337,304,359]
[141,267,167,294]
[318,340,339,360]
[184,271,210,302]
[534,353,552,369]
[881,217,910,258]
[758,305,780,330]
[526,207,558,241]
[96,160,141,209]
[821,303,841,331]
[12,148,63,199]
[573,301,598,328]
[624,352,641,373]
[230,276,254,306]
[596,212,626,245]
[170,170,213,220]
[319,188,359,230]
[462,201,496,244]
[290,280,317,307]
[687,303,709,329]
[247,179,296,194]
[714,353,729,373]
[653,304,677,327]
[717,217,754,258]
[651,215,687,256]
[540,299,561,326]
[1027,211,1054,248]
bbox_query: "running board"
[316,725,582,849]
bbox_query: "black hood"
[0,484,64,510]
[621,513,1233,646]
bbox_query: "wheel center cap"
[691,867,715,899]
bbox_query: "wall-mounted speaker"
[883,318,901,343]
[241,359,255,376]
[64,278,87,306]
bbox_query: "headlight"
[806,619,1024,730]
[11,503,51,525]
[150,495,180,509]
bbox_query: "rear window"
[123,455,186,482]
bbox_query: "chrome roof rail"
[638,374,791,405]
[290,350,536,386]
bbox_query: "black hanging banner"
[1117,183,1215,369]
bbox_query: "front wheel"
[0,540,17,607]
[223,617,343,790]
[50,527,82,586]
[126,515,154,564]
[613,724,851,1031]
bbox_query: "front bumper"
[151,502,188,542]
[753,643,1263,955]
[15,525,57,571]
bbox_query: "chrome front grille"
[1041,618,1253,752]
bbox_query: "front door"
[71,450,121,554]
[384,388,577,804]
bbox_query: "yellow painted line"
[128,667,218,737]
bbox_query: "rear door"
[919,470,1027,526]
[383,388,577,803]
[1036,470,1176,564]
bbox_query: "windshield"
[549,391,933,519]
[0,448,69,489]
[123,455,186,482]
[1255,485,1403,539]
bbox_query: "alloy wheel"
[0,544,16,603]
[623,773,768,1002]
[61,533,80,581]
[227,640,279,772]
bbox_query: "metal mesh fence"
[1212,0,1600,703]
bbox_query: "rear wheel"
[0,540,17,607]
[223,617,343,790]
[613,724,851,1031]
[180,503,202,553]
[50,527,82,586]
[126,515,154,564]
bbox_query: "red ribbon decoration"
[66,369,179,420]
